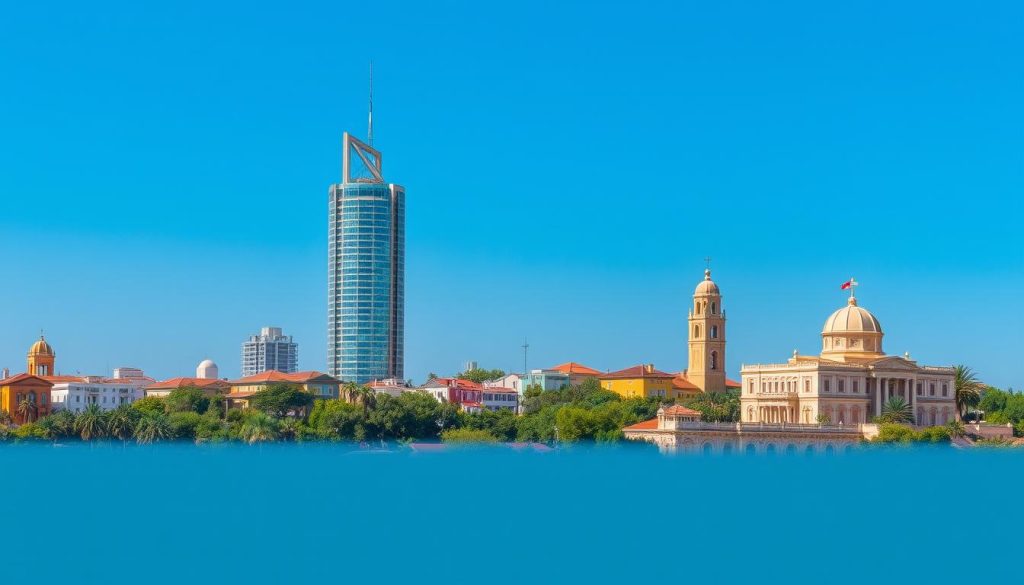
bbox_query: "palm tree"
[135,413,172,444]
[16,397,37,424]
[351,385,377,419]
[878,397,915,424]
[75,404,108,441]
[107,405,139,442]
[239,412,280,444]
[945,420,966,439]
[48,410,77,439]
[954,365,982,419]
[342,381,359,403]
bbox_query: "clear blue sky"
[1,1,1021,388]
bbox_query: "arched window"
[693,325,700,338]
[695,301,701,314]
[711,325,719,339]
[711,301,717,314]
[710,351,718,370]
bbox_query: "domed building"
[28,335,56,377]
[196,359,219,380]
[740,284,957,426]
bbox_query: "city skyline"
[1,2,1021,388]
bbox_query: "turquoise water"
[3,442,1018,584]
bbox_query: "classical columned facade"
[740,289,956,427]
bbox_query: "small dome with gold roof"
[28,335,55,357]
[694,269,720,296]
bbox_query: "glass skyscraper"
[328,132,404,383]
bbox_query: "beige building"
[740,286,956,426]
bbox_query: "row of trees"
[0,378,667,445]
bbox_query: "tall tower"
[687,268,726,393]
[327,132,405,383]
[27,335,55,377]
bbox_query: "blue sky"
[1,1,1021,388]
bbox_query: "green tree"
[455,367,505,384]
[877,397,914,424]
[953,365,982,419]
[46,410,78,439]
[74,404,108,440]
[168,411,203,439]
[249,384,314,419]
[945,420,966,439]
[0,410,13,426]
[107,406,140,441]
[238,411,280,444]
[349,385,377,420]
[441,428,499,443]
[132,397,167,417]
[17,397,38,424]
[135,413,172,444]
[308,399,363,439]
[164,386,211,414]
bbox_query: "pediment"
[867,356,921,371]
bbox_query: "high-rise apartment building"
[241,327,298,376]
[327,132,405,383]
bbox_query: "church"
[740,283,957,426]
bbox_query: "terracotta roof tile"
[600,364,674,380]
[550,362,602,376]
[228,371,337,385]
[147,377,232,390]
[623,418,659,430]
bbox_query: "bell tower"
[27,335,55,377]
[687,267,726,393]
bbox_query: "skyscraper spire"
[368,60,374,146]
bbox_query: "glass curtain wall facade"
[328,133,404,383]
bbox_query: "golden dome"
[694,269,720,296]
[28,336,54,357]
[822,297,882,335]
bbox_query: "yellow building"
[225,370,341,409]
[599,364,685,400]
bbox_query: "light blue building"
[327,132,405,383]
[521,369,571,393]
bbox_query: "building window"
[916,383,922,396]
[804,380,810,392]
[929,383,935,396]
[853,380,859,393]
[711,302,717,314]
[838,380,845,393]
[710,351,718,370]
[824,380,831,392]
[942,384,948,397]
[711,325,719,339]
[693,325,700,338]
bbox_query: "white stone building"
[740,287,956,426]
[50,372,150,413]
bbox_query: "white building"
[484,373,522,394]
[481,387,519,412]
[241,327,298,376]
[51,371,151,413]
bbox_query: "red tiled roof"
[0,373,54,387]
[600,365,674,380]
[229,370,337,385]
[147,377,232,390]
[726,378,741,389]
[671,374,700,390]
[550,362,601,376]
[483,387,517,394]
[623,418,659,431]
[42,375,87,383]
[429,377,483,390]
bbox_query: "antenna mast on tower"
[368,60,374,146]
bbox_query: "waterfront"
[4,442,1019,584]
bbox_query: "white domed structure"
[196,359,219,380]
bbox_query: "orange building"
[550,362,602,386]
[0,374,54,424]
[225,371,341,409]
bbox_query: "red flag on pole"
[841,280,852,290]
